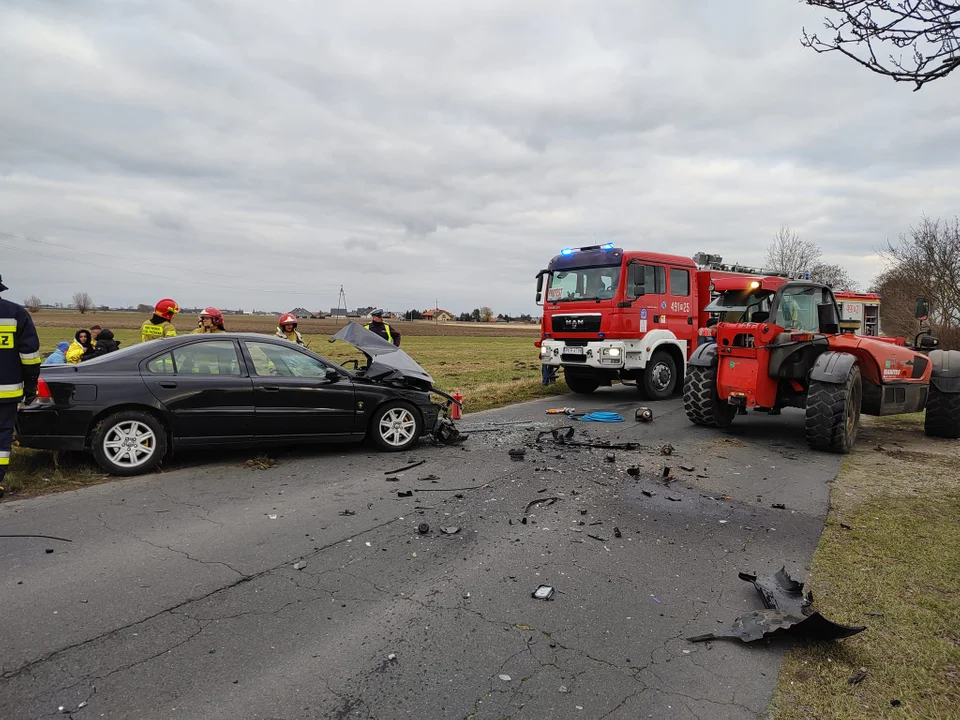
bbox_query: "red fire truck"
[535,245,787,398]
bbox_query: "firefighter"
[141,298,180,343]
[364,309,400,347]
[0,275,41,497]
[192,307,226,333]
[275,313,305,346]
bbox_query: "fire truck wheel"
[924,386,960,439]
[564,370,600,395]
[683,365,736,428]
[639,351,677,400]
[805,364,862,453]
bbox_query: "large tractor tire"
[684,365,736,428]
[805,364,862,453]
[924,386,960,439]
[564,370,601,395]
[639,350,678,400]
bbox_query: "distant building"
[422,308,454,322]
[289,307,312,318]
[329,308,347,317]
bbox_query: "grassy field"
[5,320,568,499]
[772,414,960,719]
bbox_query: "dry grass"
[772,416,960,719]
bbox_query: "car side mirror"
[915,297,930,320]
[632,285,646,298]
[817,302,840,335]
[325,367,341,382]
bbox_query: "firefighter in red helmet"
[275,313,306,346]
[141,299,180,343]
[192,307,226,333]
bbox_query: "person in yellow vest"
[141,299,180,343]
[364,309,400,347]
[192,307,226,333]
[275,313,306,346]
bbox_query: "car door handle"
[158,381,178,389]
[262,385,280,392]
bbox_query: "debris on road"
[499,674,512,682]
[439,526,461,535]
[848,669,868,685]
[627,467,641,476]
[385,460,425,475]
[524,497,559,513]
[613,527,622,538]
[680,465,695,472]
[636,407,653,422]
[771,503,786,510]
[667,495,682,502]
[661,444,674,456]
[559,685,569,693]
[577,411,624,422]
[509,448,527,461]
[385,477,399,482]
[0,534,73,542]
[417,523,430,535]
[535,426,639,450]
[532,585,555,600]
[397,490,413,498]
[388,653,397,662]
[268,514,278,520]
[642,490,656,497]
[688,567,867,644]
[339,510,356,516]
[546,407,576,415]
[605,452,616,462]
[45,548,54,554]
[587,534,607,542]
[293,561,307,571]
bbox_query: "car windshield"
[705,289,774,321]
[546,266,621,302]
[775,285,832,331]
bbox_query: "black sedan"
[16,327,456,476]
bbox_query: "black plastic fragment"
[385,460,425,475]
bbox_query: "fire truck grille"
[552,315,601,333]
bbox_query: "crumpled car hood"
[329,322,434,387]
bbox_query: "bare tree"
[810,262,861,291]
[24,295,42,313]
[875,215,960,346]
[72,292,93,315]
[765,225,821,277]
[136,303,153,313]
[479,306,494,322]
[801,1,960,91]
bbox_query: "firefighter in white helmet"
[275,313,306,346]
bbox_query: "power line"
[0,241,335,297]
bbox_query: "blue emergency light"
[560,248,574,256]
[601,243,614,250]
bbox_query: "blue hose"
[576,411,625,423]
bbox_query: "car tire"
[684,365,736,428]
[370,401,423,452]
[563,370,600,395]
[639,350,677,400]
[91,410,167,476]
[805,364,862,453]
[924,385,960,439]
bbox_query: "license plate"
[562,346,584,355]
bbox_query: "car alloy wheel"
[379,407,418,448]
[102,420,158,469]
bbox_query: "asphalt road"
[0,387,841,719]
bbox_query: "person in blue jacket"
[43,341,70,365]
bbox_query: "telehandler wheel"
[684,365,736,428]
[563,370,600,395]
[805,364,862,453]
[924,386,960,439]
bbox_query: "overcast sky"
[2,0,958,316]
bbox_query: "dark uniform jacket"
[0,297,41,404]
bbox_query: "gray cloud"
[1,0,958,315]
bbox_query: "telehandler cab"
[683,281,960,452]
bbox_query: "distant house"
[289,307,312,319]
[422,308,454,322]
[356,306,375,317]
[329,308,347,317]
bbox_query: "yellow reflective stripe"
[0,456,10,466]
[0,389,24,399]
[0,325,15,332]
[20,351,42,365]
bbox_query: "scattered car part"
[636,407,653,422]
[605,452,616,462]
[613,527,622,538]
[661,444,673,456]
[439,526,460,535]
[546,407,576,414]
[532,585,555,600]
[293,561,307,571]
[397,490,413,498]
[642,489,656,497]
[509,448,527,460]
[417,523,430,535]
[627,466,641,476]
[687,567,867,644]
[771,503,786,509]
[524,497,559,513]
[339,510,356,516]
[385,460,425,475]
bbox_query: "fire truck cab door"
[626,263,664,335]
[664,266,695,350]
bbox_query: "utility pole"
[435,297,439,323]
[335,285,347,326]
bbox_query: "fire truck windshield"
[546,266,621,302]
[704,289,774,322]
